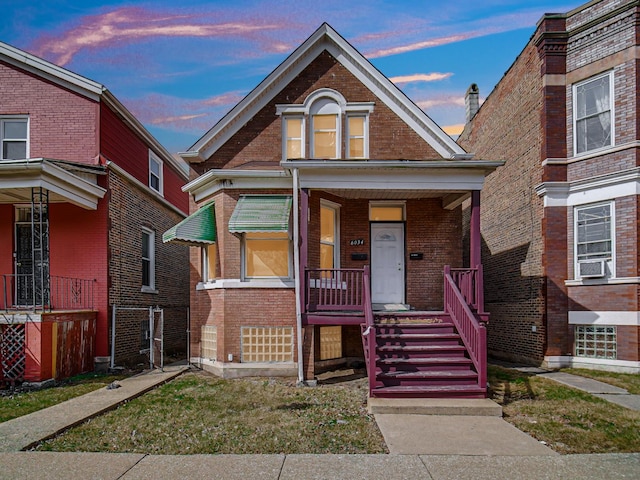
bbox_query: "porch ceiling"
[0,159,106,210]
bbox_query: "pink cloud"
[124,91,245,131]
[29,7,291,66]
[390,73,453,85]
[366,33,471,58]
[416,96,466,110]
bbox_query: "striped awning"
[228,195,292,233]
[162,202,216,245]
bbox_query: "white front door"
[370,223,405,304]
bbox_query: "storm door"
[14,205,49,307]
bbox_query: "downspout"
[292,168,304,384]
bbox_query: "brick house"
[0,41,190,383]
[458,0,640,373]
[165,24,502,398]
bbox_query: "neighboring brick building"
[458,0,640,372]
[166,24,502,397]
[0,41,190,383]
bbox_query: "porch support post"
[470,190,481,268]
[300,188,309,295]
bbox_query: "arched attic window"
[277,88,373,160]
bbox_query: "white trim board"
[544,356,640,374]
[568,311,640,326]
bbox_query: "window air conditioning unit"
[578,260,606,278]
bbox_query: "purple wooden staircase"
[362,313,486,398]
[303,265,488,399]
[362,266,488,399]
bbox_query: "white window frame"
[282,115,305,159]
[310,98,341,159]
[202,244,217,283]
[241,231,293,281]
[141,228,157,292]
[149,150,163,195]
[346,114,368,159]
[1,116,29,161]
[276,88,373,161]
[574,201,615,280]
[573,71,614,156]
[320,200,341,272]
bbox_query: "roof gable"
[183,23,464,161]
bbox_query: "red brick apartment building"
[165,24,503,398]
[0,41,190,383]
[459,0,640,372]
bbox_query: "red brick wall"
[195,50,442,174]
[107,169,190,364]
[0,60,98,164]
[458,42,547,363]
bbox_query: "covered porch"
[0,159,106,385]
[285,158,501,398]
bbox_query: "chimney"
[465,83,479,123]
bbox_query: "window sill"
[141,286,159,294]
[196,279,295,290]
[565,276,640,287]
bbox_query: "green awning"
[162,202,216,245]
[228,195,292,233]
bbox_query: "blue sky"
[2,1,585,153]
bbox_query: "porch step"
[377,344,467,357]
[378,370,478,380]
[367,397,502,416]
[371,384,487,399]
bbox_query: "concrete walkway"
[0,365,188,452]
[0,452,638,479]
[0,365,639,478]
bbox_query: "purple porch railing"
[305,268,365,312]
[444,265,487,391]
[1,274,95,312]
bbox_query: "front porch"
[302,264,488,398]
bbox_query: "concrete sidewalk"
[0,365,188,452]
[0,451,638,479]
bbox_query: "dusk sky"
[2,1,585,154]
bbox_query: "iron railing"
[1,274,95,312]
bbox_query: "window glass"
[285,117,303,159]
[149,152,162,194]
[203,244,217,282]
[1,118,28,160]
[313,114,337,158]
[320,204,338,273]
[370,205,404,221]
[576,204,612,261]
[245,232,289,277]
[575,74,612,154]
[348,116,365,158]
[142,230,154,288]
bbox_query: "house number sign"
[350,239,365,246]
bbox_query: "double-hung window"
[1,117,28,160]
[575,202,614,279]
[142,228,156,291]
[284,116,304,159]
[320,202,340,274]
[574,72,613,155]
[347,115,367,159]
[149,150,163,195]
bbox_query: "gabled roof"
[0,41,189,180]
[182,23,466,162]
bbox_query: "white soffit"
[0,159,106,209]
[185,23,464,161]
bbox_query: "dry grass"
[36,370,388,455]
[0,373,127,423]
[489,365,640,454]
